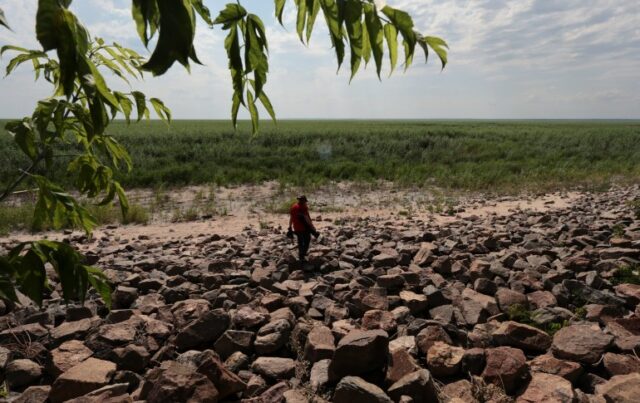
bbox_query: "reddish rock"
[143,361,218,403]
[14,386,51,403]
[387,369,439,403]
[195,351,246,399]
[251,357,296,380]
[426,342,464,377]
[495,288,528,312]
[552,323,613,364]
[595,373,640,402]
[526,291,557,309]
[603,352,640,376]
[49,358,117,403]
[362,310,397,333]
[328,329,389,381]
[528,354,583,383]
[440,380,477,402]
[416,325,452,354]
[459,288,500,325]
[481,347,528,395]
[5,359,42,389]
[334,376,392,403]
[492,321,552,352]
[399,291,428,314]
[386,348,420,385]
[304,325,335,363]
[615,284,640,305]
[46,340,93,377]
[516,373,575,403]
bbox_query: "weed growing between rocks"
[611,265,640,286]
[506,304,570,336]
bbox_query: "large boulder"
[333,376,392,403]
[328,329,389,381]
[516,373,575,403]
[551,323,613,364]
[49,358,116,403]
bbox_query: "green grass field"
[2,119,640,193]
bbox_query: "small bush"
[0,203,37,234]
[122,204,150,225]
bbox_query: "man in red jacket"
[288,195,318,262]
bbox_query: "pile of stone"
[1,186,640,402]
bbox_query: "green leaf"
[150,98,172,124]
[192,0,213,26]
[114,181,129,218]
[294,0,307,43]
[114,92,133,124]
[0,7,10,30]
[364,4,384,79]
[16,250,46,306]
[224,24,245,105]
[344,0,363,81]
[213,3,247,26]
[259,91,276,124]
[231,91,241,129]
[319,0,345,70]
[132,0,159,47]
[36,0,63,51]
[86,266,112,309]
[275,0,286,26]
[381,6,416,71]
[0,276,18,303]
[247,90,259,135]
[131,91,148,122]
[5,119,38,161]
[305,0,321,43]
[384,23,398,76]
[142,0,196,76]
[424,36,449,70]
[81,56,120,108]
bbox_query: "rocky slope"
[1,186,640,402]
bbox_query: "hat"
[297,195,308,202]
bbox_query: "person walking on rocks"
[288,195,319,262]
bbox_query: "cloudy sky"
[0,0,639,119]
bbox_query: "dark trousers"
[295,231,311,261]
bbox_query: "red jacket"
[290,203,311,232]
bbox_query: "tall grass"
[1,120,639,193]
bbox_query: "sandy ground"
[0,182,582,245]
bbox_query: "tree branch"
[0,153,45,203]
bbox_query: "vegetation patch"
[3,120,640,193]
[507,304,570,336]
[611,265,640,286]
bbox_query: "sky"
[0,0,639,120]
